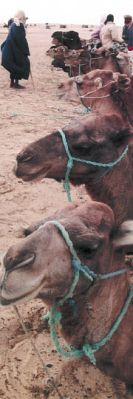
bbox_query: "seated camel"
[57,69,131,114]
[47,40,131,77]
[46,45,69,59]
[46,30,82,75]
[64,48,131,77]
[0,201,133,389]
[15,113,133,227]
[46,45,70,73]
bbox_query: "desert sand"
[0,25,132,399]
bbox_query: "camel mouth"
[0,254,46,307]
[0,279,44,306]
[14,165,51,182]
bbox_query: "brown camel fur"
[0,201,133,387]
[117,75,133,126]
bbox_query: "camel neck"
[85,146,133,225]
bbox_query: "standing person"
[1,10,30,89]
[122,15,133,51]
[98,14,123,52]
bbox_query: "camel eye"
[77,242,100,259]
[82,244,99,258]
[73,143,93,154]
[82,248,96,259]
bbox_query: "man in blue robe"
[1,10,30,89]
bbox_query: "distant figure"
[45,22,50,29]
[59,24,67,29]
[1,10,30,89]
[122,15,133,50]
[98,14,123,52]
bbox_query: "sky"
[0,0,133,26]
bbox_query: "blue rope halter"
[58,128,129,202]
[42,220,131,365]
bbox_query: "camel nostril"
[16,153,22,162]
[16,152,34,163]
[58,83,64,89]
[4,255,14,271]
[23,227,33,237]
[4,253,35,272]
[14,165,23,177]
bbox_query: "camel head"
[57,68,130,105]
[15,112,133,184]
[58,69,114,101]
[0,201,133,308]
[116,52,132,77]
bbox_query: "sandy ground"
[0,25,132,399]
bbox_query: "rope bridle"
[78,80,115,98]
[75,79,115,112]
[58,128,129,202]
[41,220,133,366]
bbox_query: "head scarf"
[14,10,28,26]
[124,15,132,24]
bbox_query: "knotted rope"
[77,79,114,98]
[75,79,116,112]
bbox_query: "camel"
[46,30,82,74]
[0,201,133,388]
[47,40,131,77]
[57,69,131,115]
[15,112,133,226]
[63,49,131,77]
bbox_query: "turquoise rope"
[48,285,133,365]
[82,284,133,365]
[42,220,94,307]
[58,128,129,202]
[42,220,129,365]
[72,258,127,281]
[48,307,83,358]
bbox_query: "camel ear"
[110,128,133,147]
[113,221,133,250]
